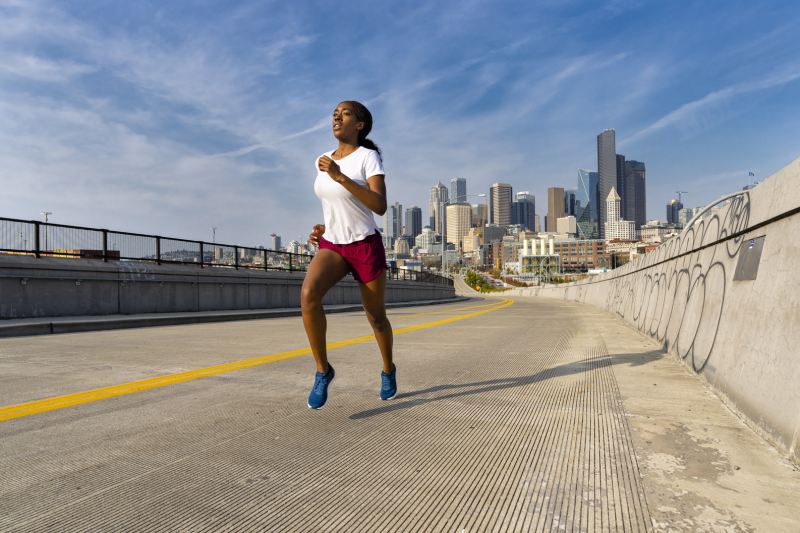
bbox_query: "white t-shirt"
[314,146,385,244]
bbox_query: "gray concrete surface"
[509,157,800,465]
[1,295,798,531]
[0,297,468,338]
[0,255,455,319]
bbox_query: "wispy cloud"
[281,116,331,142]
[622,65,800,146]
[260,35,315,70]
[0,53,94,82]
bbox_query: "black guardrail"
[0,216,452,286]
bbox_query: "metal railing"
[0,216,311,272]
[0,216,453,286]
[386,267,453,286]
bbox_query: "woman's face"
[332,102,363,142]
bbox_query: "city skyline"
[2,1,799,247]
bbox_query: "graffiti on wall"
[579,192,752,373]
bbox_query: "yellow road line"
[0,298,514,422]
[396,300,499,317]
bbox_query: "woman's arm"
[318,156,387,215]
[335,174,387,215]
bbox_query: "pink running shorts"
[318,231,387,284]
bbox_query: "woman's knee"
[366,310,390,329]
[301,284,324,308]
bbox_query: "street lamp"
[439,198,446,276]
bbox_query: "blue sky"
[2,0,799,246]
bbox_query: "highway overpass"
[1,159,799,531]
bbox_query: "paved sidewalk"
[1,296,798,531]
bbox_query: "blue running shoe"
[380,364,397,401]
[308,364,335,409]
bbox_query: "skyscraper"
[576,169,599,239]
[384,201,402,243]
[616,153,627,214]
[395,202,403,238]
[429,183,449,234]
[450,177,467,204]
[489,183,512,225]
[623,160,646,229]
[511,201,523,227]
[564,189,577,216]
[597,129,617,237]
[546,187,565,233]
[605,187,636,241]
[405,206,423,239]
[446,203,472,251]
[678,207,702,227]
[667,198,684,225]
[270,233,282,252]
[607,187,620,222]
[415,227,436,250]
[429,184,440,229]
[513,191,536,231]
[471,204,488,228]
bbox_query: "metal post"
[235,246,239,270]
[41,211,52,252]
[102,230,108,262]
[34,221,40,258]
[199,242,204,268]
[264,249,268,271]
[156,237,161,265]
[289,253,293,272]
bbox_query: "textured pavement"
[1,291,798,531]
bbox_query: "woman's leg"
[359,271,393,373]
[301,249,351,373]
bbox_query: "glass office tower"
[576,169,599,239]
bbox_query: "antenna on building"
[676,191,688,204]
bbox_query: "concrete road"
[1,295,798,531]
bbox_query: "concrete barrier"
[509,157,800,463]
[0,257,455,319]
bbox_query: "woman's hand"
[318,156,346,183]
[308,224,325,246]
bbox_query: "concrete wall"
[0,257,455,319]
[509,157,800,463]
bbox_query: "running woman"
[303,100,396,410]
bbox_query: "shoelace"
[381,373,392,390]
[313,372,329,394]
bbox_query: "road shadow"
[349,349,665,420]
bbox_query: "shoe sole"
[379,391,397,401]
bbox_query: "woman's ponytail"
[359,137,381,157]
[345,100,382,160]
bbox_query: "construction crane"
[675,191,688,204]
